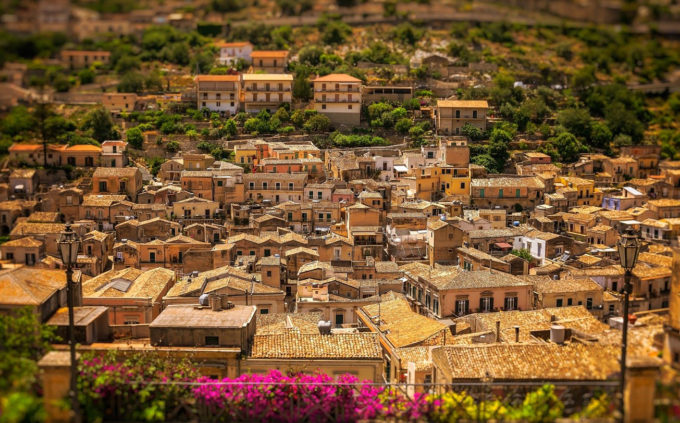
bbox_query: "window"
[5,252,13,260]
[335,313,344,326]
[309,191,314,199]
[586,297,593,309]
[516,189,520,197]
[504,296,518,311]
[499,189,504,198]
[455,110,460,118]
[266,270,272,277]
[455,299,469,316]
[460,182,465,189]
[479,189,484,198]
[612,281,618,291]
[556,298,563,307]
[204,336,219,346]
[472,110,478,118]
[480,296,493,312]
[260,308,269,314]
[567,298,573,306]
[264,249,271,257]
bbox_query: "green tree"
[471,154,498,173]
[223,119,237,137]
[166,140,180,152]
[78,67,96,85]
[211,0,244,12]
[551,132,588,163]
[395,118,412,134]
[461,123,484,141]
[82,106,117,142]
[590,122,612,150]
[557,108,592,139]
[53,74,71,92]
[488,128,512,172]
[0,307,56,393]
[321,20,352,45]
[186,129,199,141]
[117,72,145,93]
[293,72,312,101]
[571,66,596,91]
[126,126,144,149]
[390,23,423,46]
[511,249,533,261]
[303,114,331,133]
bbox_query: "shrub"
[303,114,331,132]
[166,140,180,152]
[126,127,144,149]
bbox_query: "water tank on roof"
[318,320,332,335]
[199,294,210,306]
[440,214,446,221]
[550,325,565,344]
[513,221,520,226]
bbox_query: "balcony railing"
[314,98,361,103]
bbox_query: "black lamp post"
[58,223,81,423]
[617,227,640,423]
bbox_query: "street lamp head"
[617,227,640,272]
[58,223,81,267]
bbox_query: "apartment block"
[312,73,361,126]
[195,74,240,116]
[242,74,293,113]
[250,50,289,73]
[60,50,111,69]
[436,100,488,135]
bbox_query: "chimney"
[495,320,501,342]
[449,322,457,336]
[514,325,520,343]
[210,294,222,312]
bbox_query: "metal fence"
[87,380,621,422]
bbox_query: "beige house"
[401,262,533,318]
[530,275,604,318]
[82,267,176,325]
[312,74,361,126]
[60,50,111,69]
[92,167,143,201]
[0,236,44,265]
[250,50,289,73]
[242,74,293,113]
[172,197,220,220]
[163,266,285,315]
[102,93,138,113]
[436,100,488,135]
[195,74,240,115]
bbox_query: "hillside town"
[2,0,680,422]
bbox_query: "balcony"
[246,87,292,92]
[314,98,361,103]
[314,87,360,93]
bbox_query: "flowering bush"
[76,352,614,422]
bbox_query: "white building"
[312,74,361,126]
[242,74,293,113]
[215,41,253,66]
[195,74,241,116]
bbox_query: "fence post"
[38,351,75,423]
[624,357,662,423]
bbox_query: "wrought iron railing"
[84,380,621,422]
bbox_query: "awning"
[494,242,513,249]
[621,220,641,225]
[394,165,408,173]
